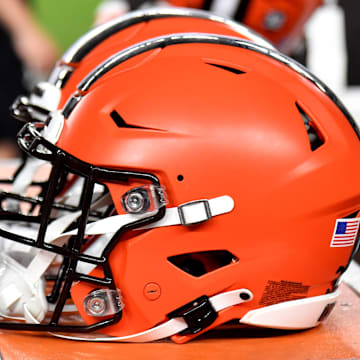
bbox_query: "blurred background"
[32,0,101,52]
[0,0,102,159]
[0,0,359,160]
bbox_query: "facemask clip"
[83,289,124,317]
[121,185,167,215]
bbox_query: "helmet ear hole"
[175,257,207,277]
[168,250,238,277]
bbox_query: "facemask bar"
[0,169,83,221]
[10,95,52,123]
[0,122,166,333]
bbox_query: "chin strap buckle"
[167,295,217,334]
[177,200,212,226]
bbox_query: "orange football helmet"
[0,33,359,344]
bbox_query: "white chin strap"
[53,289,339,343]
[53,288,253,342]
[0,195,234,324]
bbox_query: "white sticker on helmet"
[331,218,360,247]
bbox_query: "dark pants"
[339,0,360,85]
[0,26,26,141]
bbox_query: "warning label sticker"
[259,280,310,306]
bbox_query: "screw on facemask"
[121,185,168,215]
[83,289,124,317]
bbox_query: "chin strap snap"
[52,288,253,342]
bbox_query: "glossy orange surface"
[0,283,358,359]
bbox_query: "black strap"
[233,0,251,22]
[128,0,156,10]
[202,0,213,11]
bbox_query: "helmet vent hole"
[110,110,145,129]
[206,62,245,75]
[111,110,134,128]
[177,175,184,182]
[296,103,324,151]
[168,250,238,277]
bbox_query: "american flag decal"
[331,218,360,247]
